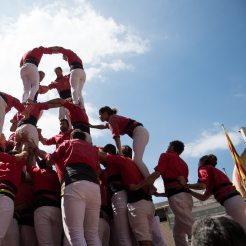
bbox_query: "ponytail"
[99,106,118,116]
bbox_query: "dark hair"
[99,106,117,116]
[103,144,116,155]
[37,159,47,169]
[71,129,86,141]
[60,118,69,126]
[122,145,132,158]
[192,216,246,246]
[170,140,185,155]
[199,154,217,167]
[55,67,62,72]
[8,150,19,155]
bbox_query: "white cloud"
[183,126,242,158]
[0,0,149,141]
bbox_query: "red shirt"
[155,152,189,188]
[104,154,147,190]
[198,165,237,203]
[27,165,60,194]
[48,75,71,93]
[14,180,33,206]
[25,103,50,121]
[20,46,53,67]
[0,91,24,113]
[45,130,72,148]
[48,139,100,174]
[0,155,25,188]
[63,101,89,125]
[107,114,139,138]
[59,48,82,66]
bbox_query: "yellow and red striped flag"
[222,125,246,194]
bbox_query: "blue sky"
[1,0,245,202]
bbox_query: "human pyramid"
[0,46,246,246]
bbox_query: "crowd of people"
[0,46,245,246]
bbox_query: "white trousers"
[19,225,38,246]
[0,195,14,246]
[98,218,110,246]
[0,96,7,135]
[20,63,39,102]
[152,216,167,246]
[132,126,150,178]
[224,195,246,233]
[127,199,155,242]
[168,192,194,246]
[70,69,86,107]
[34,206,63,246]
[111,191,134,246]
[62,180,101,246]
[3,218,19,246]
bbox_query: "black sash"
[59,89,72,99]
[70,62,84,71]
[18,115,38,128]
[24,57,38,66]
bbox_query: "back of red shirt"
[27,165,60,194]
[155,152,189,187]
[59,48,82,66]
[50,139,100,175]
[63,101,89,125]
[0,158,25,189]
[198,165,236,203]
[20,46,53,67]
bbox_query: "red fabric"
[27,165,60,194]
[0,152,16,163]
[59,48,82,66]
[155,151,189,188]
[14,180,33,206]
[48,75,71,93]
[63,101,89,125]
[0,91,24,113]
[198,165,236,203]
[45,130,72,148]
[20,46,53,67]
[108,114,135,138]
[104,154,147,191]
[48,139,100,174]
[26,103,50,121]
[0,157,25,188]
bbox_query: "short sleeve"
[154,153,169,174]
[198,167,210,186]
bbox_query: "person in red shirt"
[131,140,194,246]
[33,129,101,246]
[39,67,72,121]
[0,150,28,245]
[99,145,155,246]
[101,144,134,246]
[91,106,150,179]
[0,91,25,135]
[188,154,246,233]
[20,46,55,103]
[52,46,86,107]
[27,161,62,246]
[14,176,38,246]
[45,98,91,143]
[39,119,72,149]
